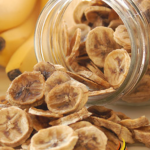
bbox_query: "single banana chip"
[74,126,107,150]
[91,16,104,28]
[73,1,90,24]
[30,125,78,150]
[108,19,123,30]
[49,107,92,126]
[86,26,121,67]
[45,80,88,115]
[88,116,135,144]
[88,87,115,98]
[66,28,81,65]
[66,71,103,90]
[134,126,150,148]
[0,147,15,150]
[84,6,111,23]
[33,62,56,80]
[114,25,131,51]
[28,107,63,118]
[119,116,149,129]
[115,111,130,120]
[6,71,45,108]
[88,105,120,123]
[68,24,91,42]
[0,106,33,147]
[44,71,71,96]
[77,42,87,57]
[70,121,93,130]
[77,70,110,88]
[104,49,131,89]
[29,115,51,131]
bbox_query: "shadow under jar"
[34,0,150,106]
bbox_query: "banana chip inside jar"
[0,106,33,147]
[86,26,121,68]
[0,147,15,150]
[6,71,45,109]
[45,80,88,115]
[30,125,78,150]
[104,49,131,89]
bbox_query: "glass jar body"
[35,0,150,106]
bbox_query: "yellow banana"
[0,0,37,32]
[0,1,40,67]
[6,34,37,81]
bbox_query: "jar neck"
[35,0,150,105]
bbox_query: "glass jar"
[34,0,150,106]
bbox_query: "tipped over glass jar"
[34,0,150,106]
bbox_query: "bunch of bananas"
[0,0,48,80]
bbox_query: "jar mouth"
[34,0,150,105]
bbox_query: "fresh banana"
[0,0,37,32]
[0,1,40,67]
[5,35,37,81]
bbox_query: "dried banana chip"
[28,107,63,118]
[115,111,130,120]
[77,42,87,57]
[49,107,92,126]
[74,126,107,150]
[44,71,71,96]
[66,71,103,90]
[114,25,131,51]
[66,28,81,65]
[91,16,104,28]
[119,116,149,129]
[73,1,90,24]
[0,106,33,147]
[86,26,121,67]
[45,80,88,115]
[29,115,51,131]
[84,6,111,23]
[134,126,150,148]
[33,62,56,80]
[6,71,45,108]
[70,121,93,130]
[104,49,131,89]
[122,75,150,103]
[77,70,110,88]
[30,125,78,150]
[0,147,14,150]
[88,87,115,98]
[88,105,120,123]
[88,116,135,144]
[68,24,91,42]
[108,19,123,30]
